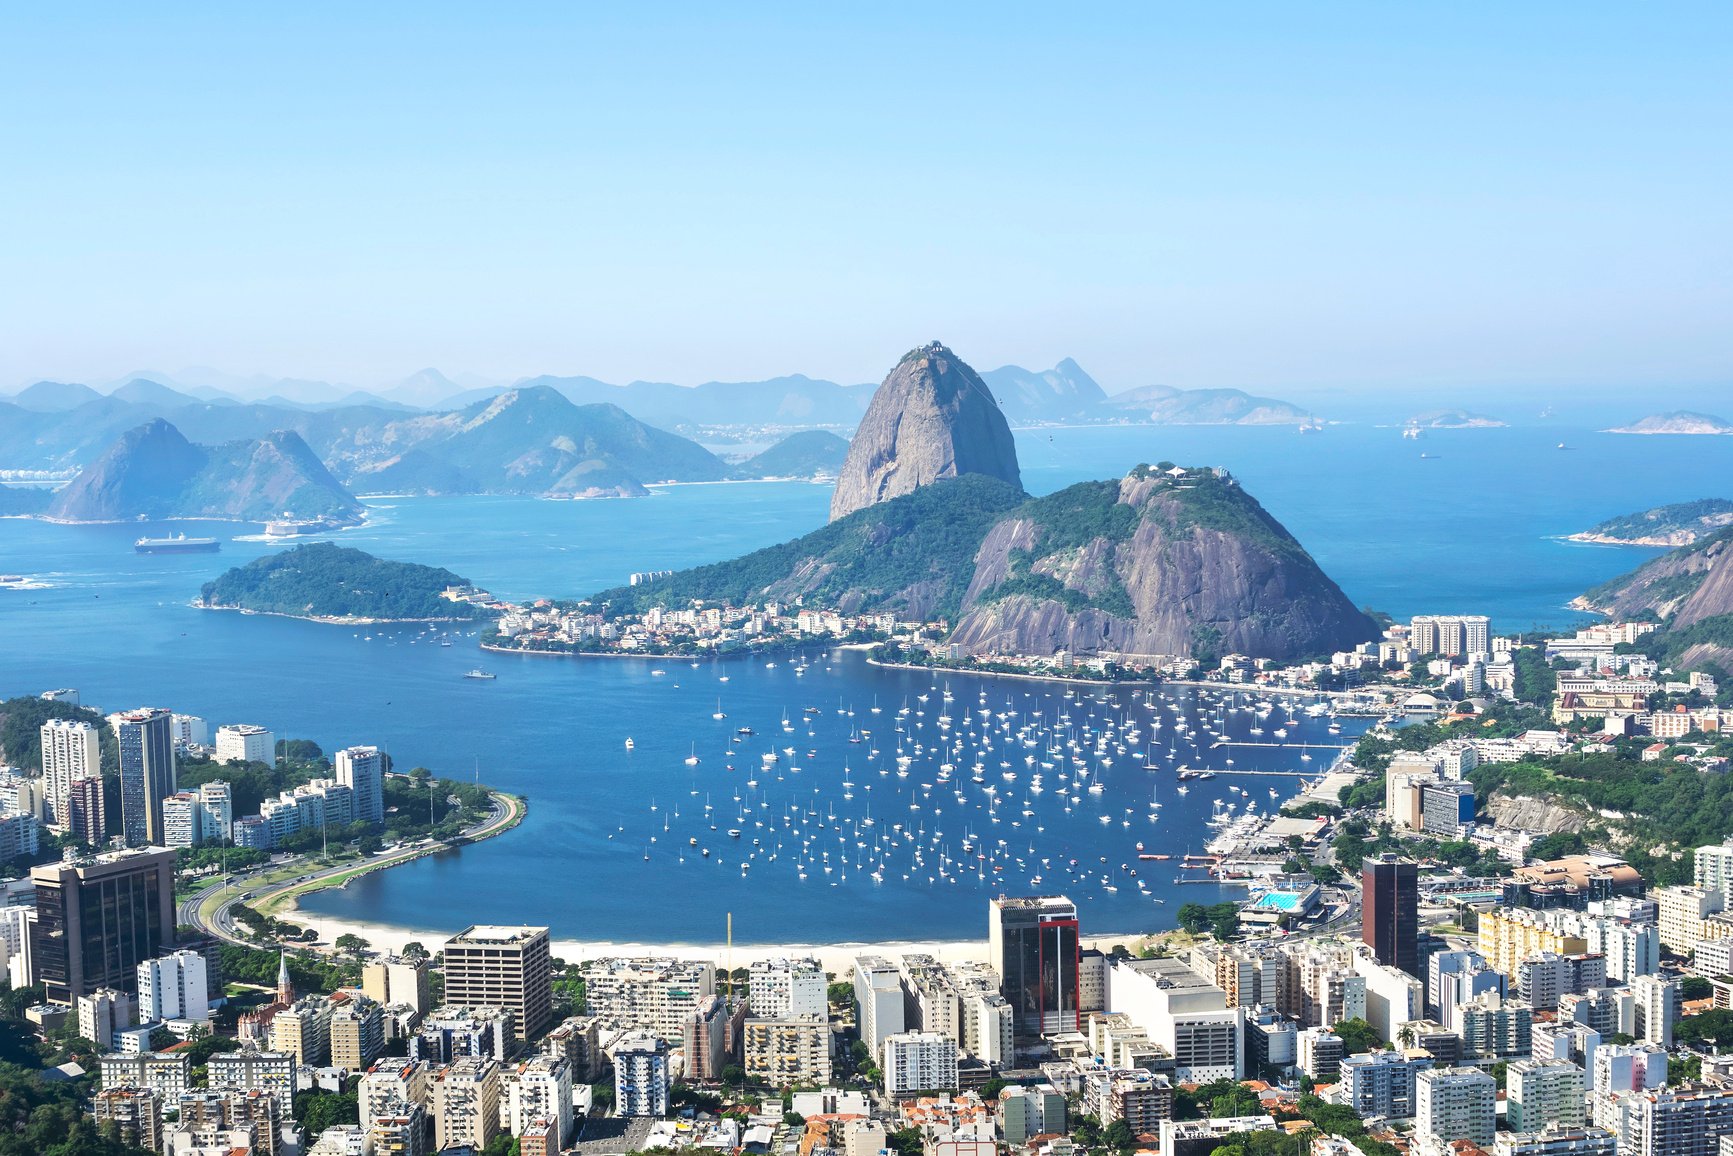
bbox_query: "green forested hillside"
[590,474,1028,619]
[199,543,488,620]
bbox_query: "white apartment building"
[172,714,210,748]
[1593,1045,1668,1095]
[334,746,385,827]
[198,781,232,844]
[882,1031,959,1097]
[855,955,905,1056]
[1108,956,1243,1081]
[1355,952,1425,1043]
[161,792,205,848]
[359,1059,429,1133]
[503,1055,574,1149]
[207,1046,295,1120]
[748,957,826,1019]
[1630,975,1678,1047]
[1416,1067,1497,1146]
[100,1052,190,1103]
[214,724,275,767]
[78,988,135,1050]
[582,957,716,1041]
[1695,839,1733,897]
[40,718,100,829]
[137,950,210,1024]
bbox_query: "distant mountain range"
[46,419,364,524]
[3,390,861,519]
[2,358,1319,468]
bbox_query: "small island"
[200,542,497,623]
[1569,498,1733,547]
[1406,408,1505,429]
[1605,410,1733,435]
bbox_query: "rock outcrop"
[947,466,1376,661]
[603,458,1374,665]
[47,420,363,524]
[828,343,1022,521]
[1578,526,1733,622]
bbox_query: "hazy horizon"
[3,5,1729,396]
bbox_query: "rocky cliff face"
[1578,527,1733,621]
[947,466,1376,661]
[48,419,362,523]
[829,342,1022,521]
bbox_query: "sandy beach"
[281,901,1157,975]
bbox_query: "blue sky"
[2,3,1728,396]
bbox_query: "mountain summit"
[828,342,1022,521]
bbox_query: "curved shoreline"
[199,603,483,627]
[186,789,526,947]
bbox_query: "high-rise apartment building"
[1363,856,1419,975]
[77,987,134,1050]
[40,718,100,830]
[1656,887,1726,955]
[1630,975,1679,1047]
[743,1015,832,1087]
[198,781,232,844]
[32,846,175,1004]
[613,1032,670,1117]
[882,1031,960,1097]
[1409,615,1491,657]
[329,995,385,1072]
[1340,1050,1430,1120]
[443,926,552,1039]
[1508,1059,1587,1133]
[67,774,106,844]
[1416,1066,1497,1146]
[989,895,1079,1036]
[161,792,205,848]
[335,746,385,827]
[748,956,826,1018]
[208,1045,296,1120]
[503,1055,574,1150]
[111,708,176,846]
[431,1057,501,1151]
[361,954,431,1020]
[854,955,906,1056]
[137,949,210,1023]
[359,1058,429,1133]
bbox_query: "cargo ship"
[134,533,221,554]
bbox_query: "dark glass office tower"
[113,707,176,846]
[990,895,1080,1036]
[1363,854,1419,975]
[32,848,176,1004]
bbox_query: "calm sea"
[0,423,1726,943]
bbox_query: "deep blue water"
[0,423,1727,943]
